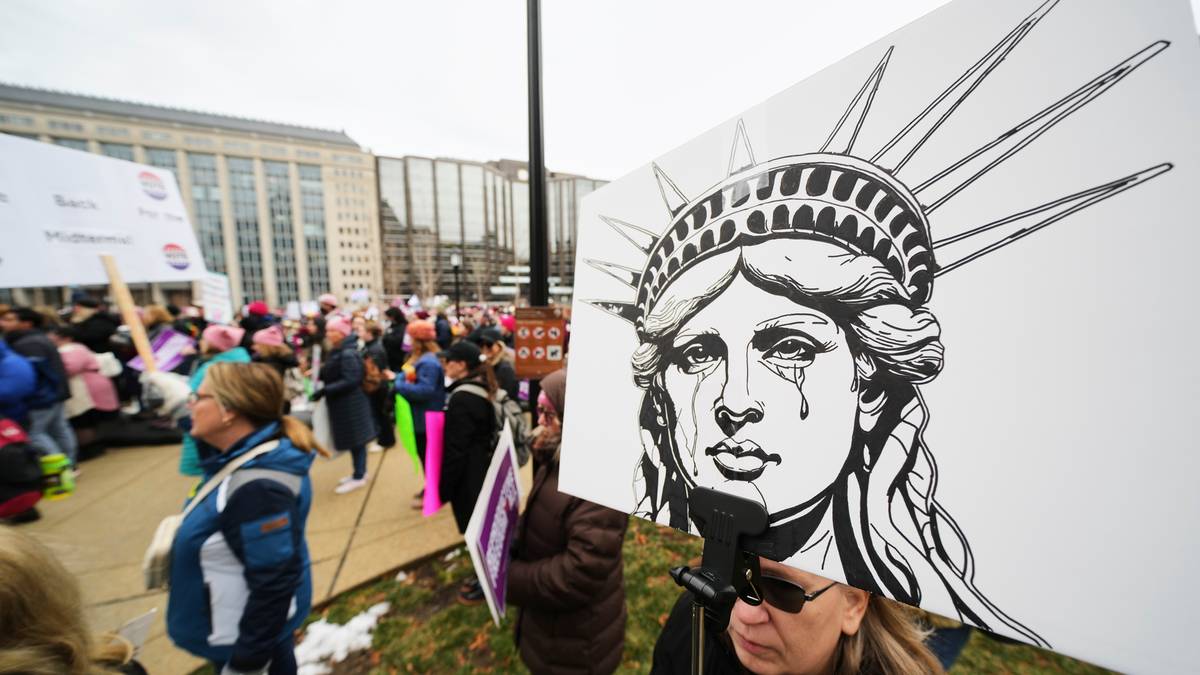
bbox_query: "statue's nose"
[715,404,763,437]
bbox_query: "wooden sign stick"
[100,254,157,373]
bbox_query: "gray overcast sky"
[2,0,1198,180]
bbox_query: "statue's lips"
[704,440,781,481]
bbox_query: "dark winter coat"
[319,335,377,450]
[652,592,745,675]
[382,324,407,371]
[253,352,299,379]
[435,317,451,349]
[508,456,630,675]
[394,353,445,436]
[359,338,387,371]
[73,311,119,354]
[492,358,519,402]
[6,328,69,405]
[439,376,495,533]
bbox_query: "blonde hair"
[0,527,93,674]
[404,339,441,366]
[141,305,173,329]
[253,343,293,361]
[835,595,944,675]
[33,306,63,328]
[205,362,330,457]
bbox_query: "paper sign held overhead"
[559,0,1200,672]
[199,272,234,325]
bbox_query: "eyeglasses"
[186,392,216,406]
[743,574,838,614]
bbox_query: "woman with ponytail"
[166,362,328,675]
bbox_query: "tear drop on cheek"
[800,395,809,421]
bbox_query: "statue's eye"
[673,335,726,374]
[762,335,819,368]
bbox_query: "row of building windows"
[265,161,299,304]
[188,153,227,276]
[1,117,358,168]
[0,113,35,127]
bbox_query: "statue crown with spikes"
[587,0,1172,335]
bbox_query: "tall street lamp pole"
[527,0,549,308]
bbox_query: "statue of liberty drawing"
[585,0,1171,646]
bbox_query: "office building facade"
[0,83,381,308]
[377,155,605,302]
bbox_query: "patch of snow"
[442,548,463,562]
[296,602,390,675]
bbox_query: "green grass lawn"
[262,518,1113,674]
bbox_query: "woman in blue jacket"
[168,362,328,675]
[394,320,445,508]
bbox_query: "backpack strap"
[217,467,302,512]
[452,383,491,400]
[181,440,280,518]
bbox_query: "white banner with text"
[0,133,206,287]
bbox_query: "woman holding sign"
[508,369,629,674]
[437,339,496,606]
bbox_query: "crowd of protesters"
[0,288,960,675]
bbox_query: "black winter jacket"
[439,376,495,533]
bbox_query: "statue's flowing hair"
[630,243,1047,647]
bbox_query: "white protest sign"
[559,0,1200,672]
[0,134,205,287]
[200,272,234,325]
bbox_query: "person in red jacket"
[507,369,629,674]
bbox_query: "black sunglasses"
[743,574,838,614]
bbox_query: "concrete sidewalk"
[24,442,463,674]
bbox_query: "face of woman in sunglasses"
[727,558,869,675]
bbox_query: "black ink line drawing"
[585,0,1173,647]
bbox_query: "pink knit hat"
[201,325,245,353]
[325,316,352,338]
[318,293,339,308]
[252,325,285,347]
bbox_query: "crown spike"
[916,40,1169,213]
[599,215,657,254]
[652,163,689,216]
[934,163,1172,276]
[586,300,640,325]
[727,119,757,176]
[586,258,641,289]
[870,0,1060,173]
[820,46,893,155]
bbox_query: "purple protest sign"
[127,327,194,372]
[465,423,521,626]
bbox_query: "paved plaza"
[24,441,468,674]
